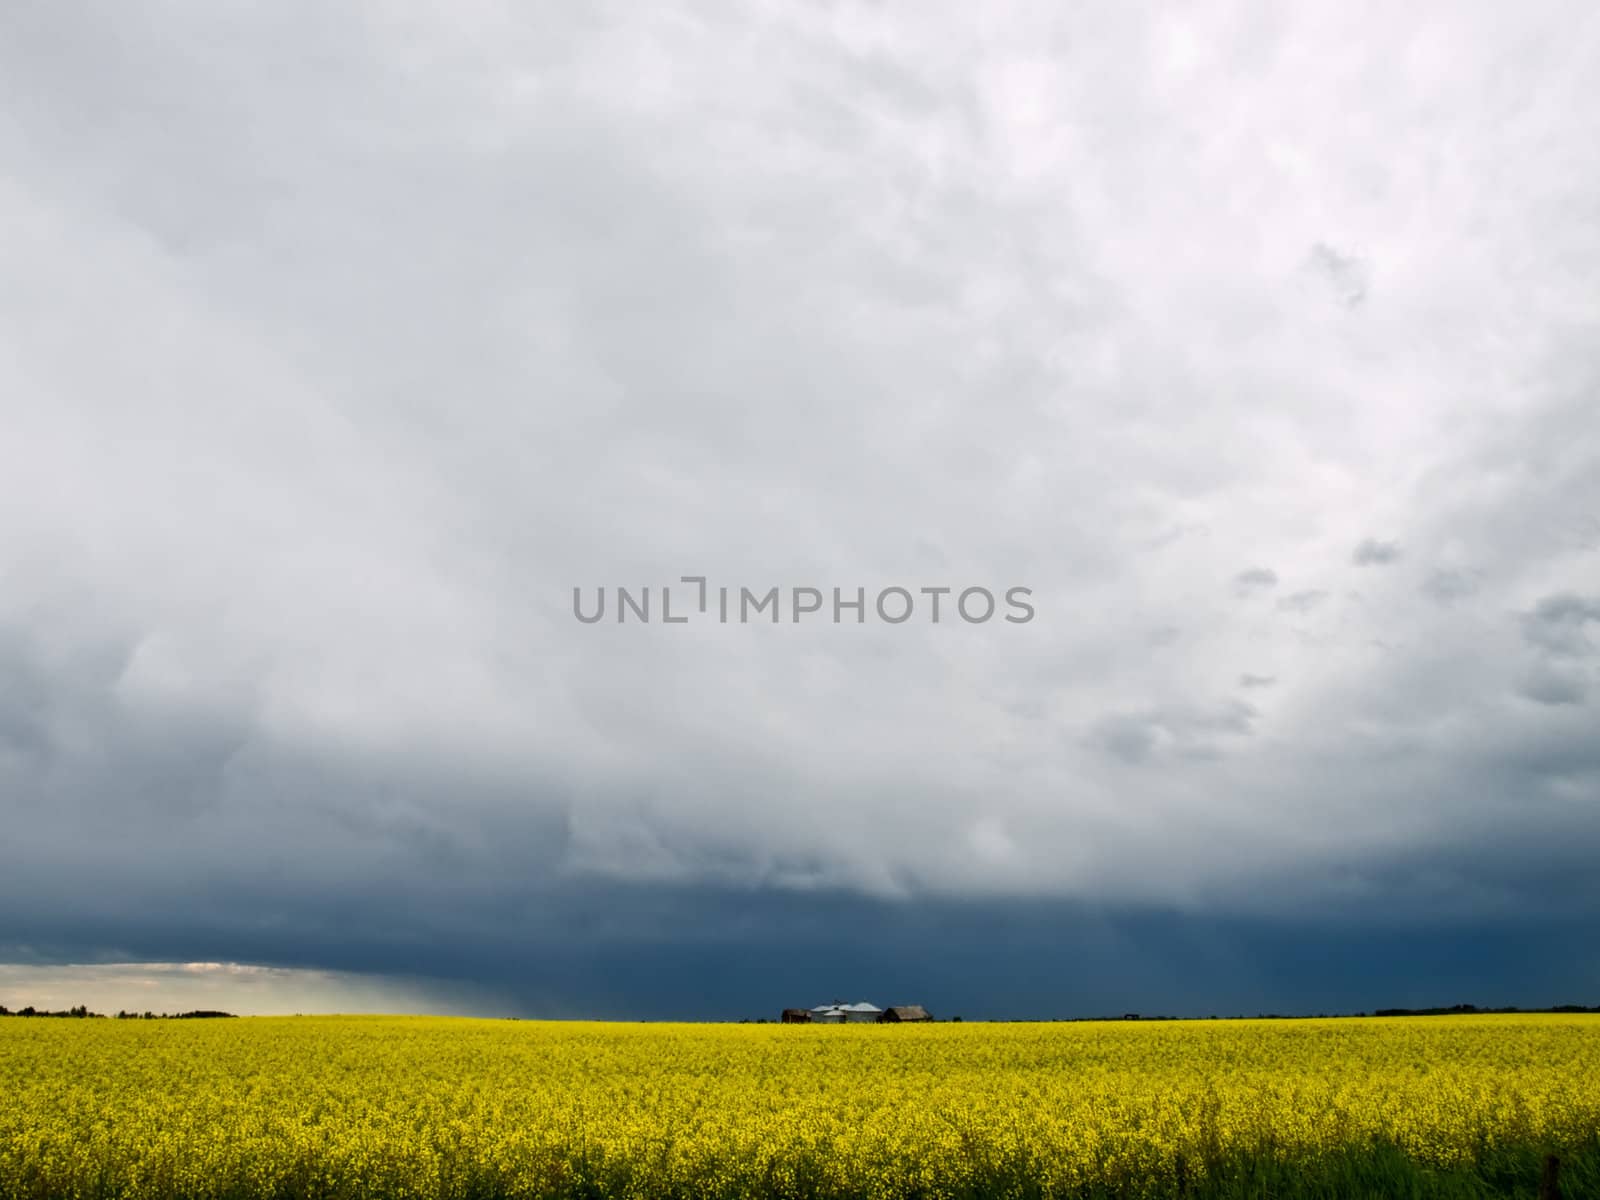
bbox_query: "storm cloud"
[2,0,1599,1017]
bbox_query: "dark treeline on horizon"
[741,1002,1600,1023]
[0,1004,236,1019]
[944,1003,1600,1023]
[5,1002,1600,1023]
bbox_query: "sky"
[1,0,1598,1020]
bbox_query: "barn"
[780,1008,811,1024]
[808,1001,883,1024]
[879,1005,932,1023]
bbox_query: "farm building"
[780,1008,811,1024]
[879,1005,931,1023]
[808,1001,883,1024]
[837,1002,883,1023]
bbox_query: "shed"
[780,1008,811,1024]
[879,1005,932,1023]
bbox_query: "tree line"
[0,1004,235,1018]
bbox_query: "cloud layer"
[2,0,1598,1013]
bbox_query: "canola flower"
[2,1014,1598,1199]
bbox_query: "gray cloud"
[1307,242,1370,308]
[1238,674,1277,689]
[1421,568,1481,606]
[1090,699,1259,765]
[1353,538,1402,566]
[2,0,1600,1010]
[1235,567,1279,590]
[1516,665,1587,707]
[1276,589,1330,614]
[1521,593,1600,657]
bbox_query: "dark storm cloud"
[9,879,1600,1020]
[3,0,1600,1015]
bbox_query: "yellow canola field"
[2,1014,1598,1199]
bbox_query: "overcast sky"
[3,0,1598,1019]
